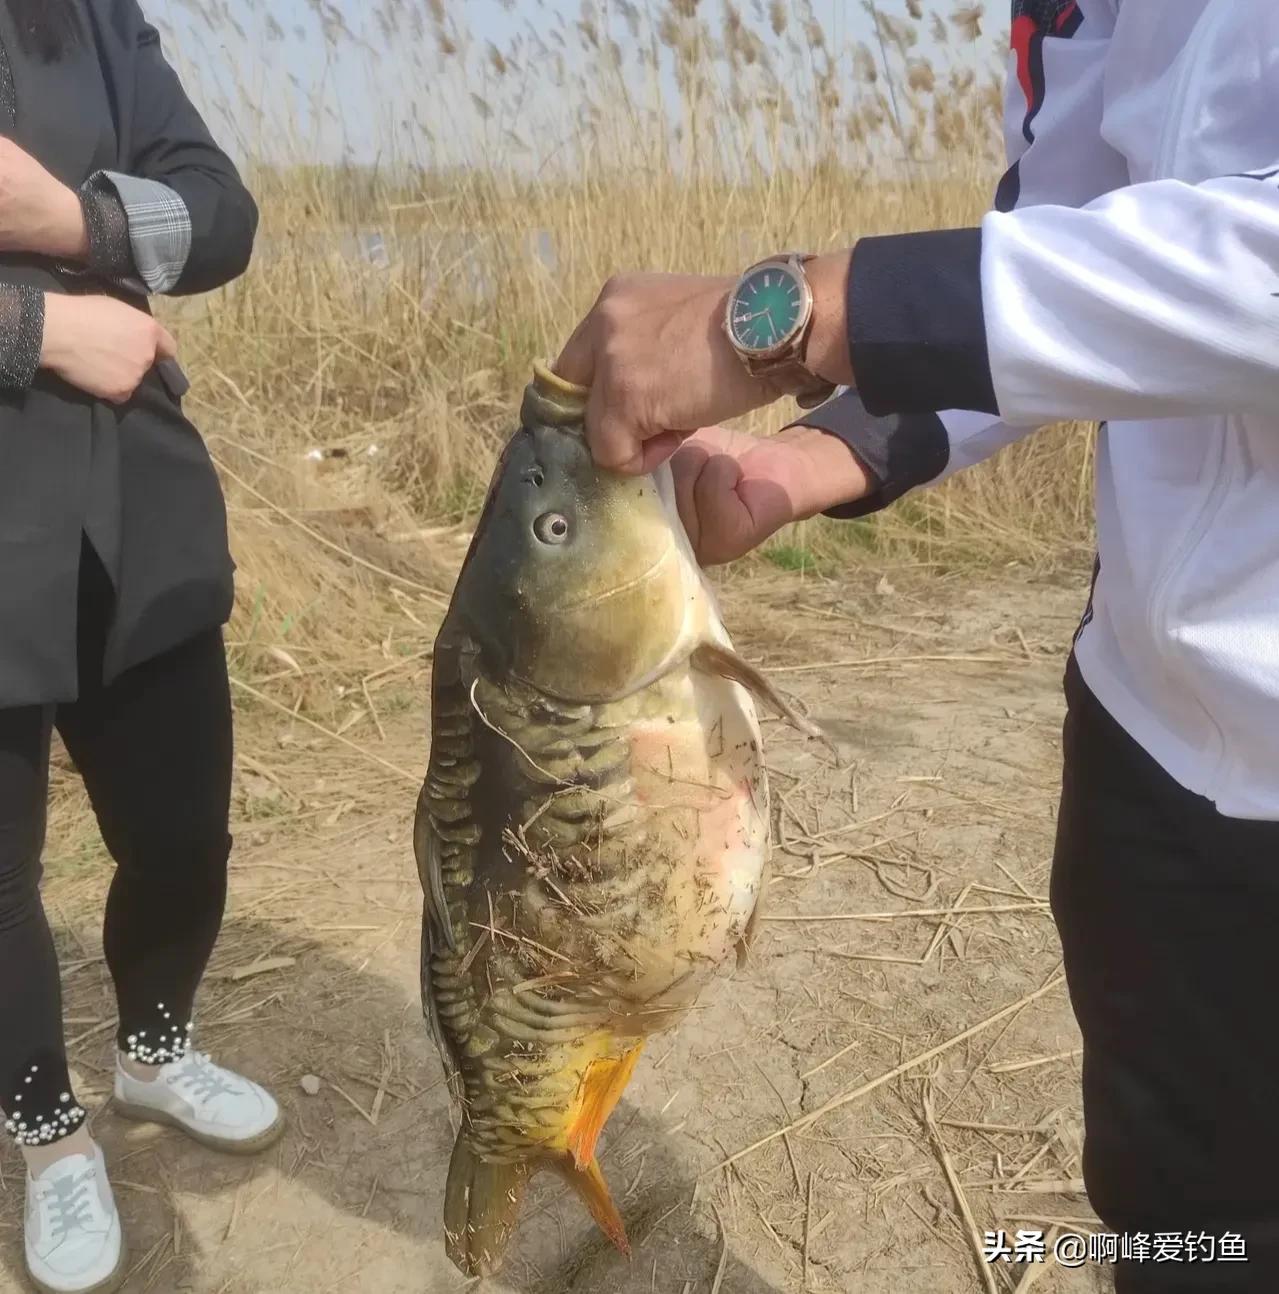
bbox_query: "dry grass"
[132,0,1097,725]
[29,566,1097,1293]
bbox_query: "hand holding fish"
[554,252,856,477]
[671,423,872,566]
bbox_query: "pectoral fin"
[691,642,826,743]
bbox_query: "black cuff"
[78,172,136,280]
[0,284,45,391]
[849,228,999,418]
[786,388,948,520]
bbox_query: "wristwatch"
[723,252,838,409]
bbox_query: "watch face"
[728,263,806,355]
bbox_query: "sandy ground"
[0,561,1116,1294]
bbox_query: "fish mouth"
[555,536,678,613]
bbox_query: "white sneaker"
[112,1050,283,1154]
[25,1143,126,1294]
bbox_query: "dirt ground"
[0,559,1116,1294]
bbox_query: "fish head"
[447,364,717,703]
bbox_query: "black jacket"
[0,0,256,706]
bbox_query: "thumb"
[154,324,178,360]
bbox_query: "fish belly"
[505,661,769,1023]
[622,664,769,977]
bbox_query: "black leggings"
[1053,656,1279,1292]
[0,541,231,1150]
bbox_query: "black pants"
[1053,657,1279,1292]
[0,541,231,1150]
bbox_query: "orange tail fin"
[551,1154,631,1256]
[565,1044,644,1170]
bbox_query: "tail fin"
[551,1155,631,1257]
[443,1136,531,1277]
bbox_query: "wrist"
[42,183,90,260]
[774,424,872,518]
[802,250,854,387]
[39,292,70,370]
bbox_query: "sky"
[143,0,1002,167]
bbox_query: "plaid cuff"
[88,170,192,294]
[0,284,45,391]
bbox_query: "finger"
[154,325,178,360]
[587,382,647,475]
[582,383,632,472]
[737,475,795,545]
[553,314,596,389]
[590,424,644,474]
[638,429,690,476]
[682,425,737,455]
[670,439,712,553]
[692,451,749,567]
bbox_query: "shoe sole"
[112,1098,285,1155]
[27,1236,128,1294]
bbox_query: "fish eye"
[533,512,570,545]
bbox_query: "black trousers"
[1053,657,1279,1292]
[0,541,231,1150]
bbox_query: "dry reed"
[142,0,1095,724]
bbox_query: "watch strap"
[751,356,836,408]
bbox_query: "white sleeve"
[986,167,1279,425]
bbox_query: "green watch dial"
[728,263,805,354]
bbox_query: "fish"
[414,362,821,1277]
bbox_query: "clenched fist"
[671,423,871,566]
[40,294,177,404]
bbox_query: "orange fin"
[551,1155,631,1257]
[565,1044,644,1170]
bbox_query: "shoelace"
[172,1051,240,1103]
[38,1172,96,1244]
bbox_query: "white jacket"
[814,0,1279,819]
